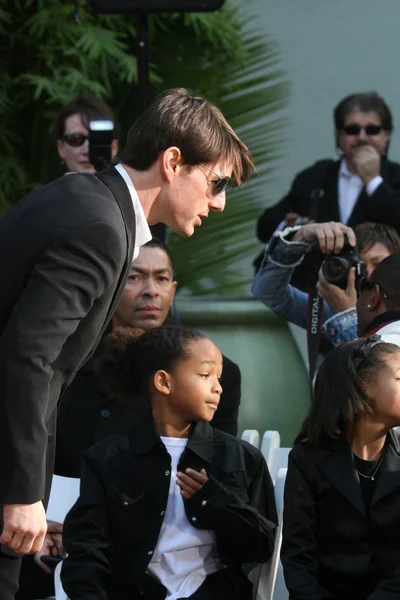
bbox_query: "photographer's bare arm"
[317,267,357,313]
[292,222,356,254]
[0,501,47,554]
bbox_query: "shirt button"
[123,501,129,506]
[191,517,197,523]
[148,550,153,555]
[165,470,170,476]
[201,500,207,506]
[160,510,165,516]
[100,409,110,418]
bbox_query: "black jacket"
[257,157,400,245]
[61,415,278,600]
[281,429,400,600]
[0,166,135,505]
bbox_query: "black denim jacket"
[61,414,277,600]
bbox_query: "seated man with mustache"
[254,91,400,275]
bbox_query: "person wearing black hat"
[357,253,400,344]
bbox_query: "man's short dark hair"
[334,92,393,131]
[54,93,118,139]
[142,238,173,271]
[119,87,254,186]
[355,222,400,255]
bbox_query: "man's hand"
[292,222,356,253]
[176,468,208,500]
[317,267,357,312]
[0,501,47,554]
[352,145,381,184]
[33,520,65,575]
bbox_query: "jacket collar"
[95,165,136,241]
[319,440,366,518]
[372,429,400,506]
[127,412,214,463]
[318,429,400,518]
[362,311,400,336]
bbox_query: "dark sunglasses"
[343,124,382,136]
[62,133,89,147]
[198,164,232,197]
[358,277,388,299]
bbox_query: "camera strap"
[306,285,324,393]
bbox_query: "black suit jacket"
[0,166,135,504]
[55,353,241,478]
[281,430,400,600]
[61,414,277,600]
[257,157,400,244]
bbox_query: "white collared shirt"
[114,163,152,260]
[338,159,383,224]
[147,437,221,599]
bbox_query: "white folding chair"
[260,430,281,471]
[241,429,260,448]
[268,447,291,485]
[46,474,80,600]
[252,468,288,600]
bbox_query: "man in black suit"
[256,91,400,270]
[17,238,242,600]
[0,87,253,598]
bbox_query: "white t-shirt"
[147,437,221,599]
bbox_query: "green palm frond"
[167,19,289,295]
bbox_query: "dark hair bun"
[97,327,145,397]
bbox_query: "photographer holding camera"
[252,221,400,348]
[255,92,400,262]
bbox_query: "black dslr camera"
[304,235,366,290]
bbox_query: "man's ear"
[153,370,171,395]
[170,281,178,306]
[161,147,182,182]
[383,134,391,155]
[111,139,119,159]
[335,128,342,151]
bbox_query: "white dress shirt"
[147,437,221,599]
[114,163,152,259]
[338,159,383,224]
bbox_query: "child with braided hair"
[61,325,277,600]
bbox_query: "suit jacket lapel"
[348,157,389,227]
[372,432,400,506]
[90,167,136,346]
[96,166,136,252]
[319,445,366,518]
[348,188,367,227]
[315,161,341,223]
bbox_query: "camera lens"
[322,257,349,284]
